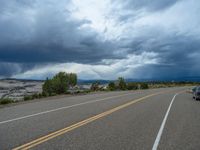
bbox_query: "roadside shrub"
[49,93,57,96]
[127,83,138,90]
[68,73,77,87]
[76,91,81,94]
[0,98,13,105]
[42,78,54,95]
[84,90,91,93]
[32,93,39,99]
[24,95,33,101]
[42,72,78,95]
[64,91,71,94]
[108,82,116,91]
[42,92,48,97]
[118,77,127,90]
[140,83,149,89]
[38,93,43,98]
[90,82,100,91]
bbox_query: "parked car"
[192,87,197,93]
[193,86,200,100]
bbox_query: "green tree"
[42,72,78,95]
[68,73,77,87]
[118,77,127,90]
[90,82,99,91]
[108,81,116,91]
[52,72,69,94]
[42,77,53,95]
[127,82,138,90]
[140,83,149,89]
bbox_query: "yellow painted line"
[13,92,163,150]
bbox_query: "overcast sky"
[0,0,200,80]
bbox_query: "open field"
[0,79,43,100]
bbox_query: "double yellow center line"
[13,92,162,150]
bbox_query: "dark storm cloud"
[0,0,119,65]
[132,64,190,80]
[0,0,200,79]
[0,37,117,64]
[123,26,200,78]
[111,0,182,22]
[0,63,20,77]
[113,0,181,12]
[0,62,36,77]
[0,0,123,77]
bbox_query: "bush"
[64,91,71,94]
[84,90,91,93]
[0,98,13,105]
[68,73,77,87]
[127,83,138,90]
[42,72,78,95]
[38,93,43,98]
[32,93,39,99]
[49,93,57,96]
[108,82,116,91]
[42,78,54,95]
[76,91,81,94]
[140,83,149,89]
[24,95,33,101]
[90,82,100,91]
[42,92,48,97]
[118,77,127,90]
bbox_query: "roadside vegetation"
[24,72,78,101]
[0,98,14,105]
[107,77,149,91]
[0,72,199,105]
[42,72,77,95]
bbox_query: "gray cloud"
[0,0,200,79]
[0,0,120,64]
[111,0,181,13]
[122,26,200,78]
[110,0,182,23]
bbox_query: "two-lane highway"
[0,87,199,150]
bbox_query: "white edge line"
[152,93,179,150]
[0,92,138,125]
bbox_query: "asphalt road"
[0,87,199,150]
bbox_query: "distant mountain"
[78,79,111,84]
[126,76,200,82]
[1,76,200,84]
[0,78,44,82]
[78,76,200,84]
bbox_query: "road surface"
[0,87,200,150]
